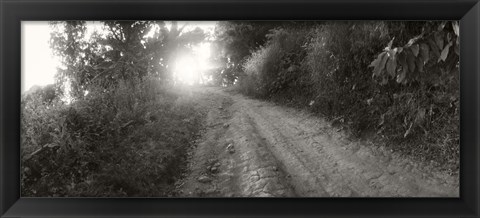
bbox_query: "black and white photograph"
[21,20,460,198]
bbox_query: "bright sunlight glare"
[23,21,216,93]
[174,56,198,85]
[174,42,213,85]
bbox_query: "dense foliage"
[221,21,459,170]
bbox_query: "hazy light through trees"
[22,21,216,93]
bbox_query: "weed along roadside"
[22,80,205,197]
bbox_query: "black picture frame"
[1,0,479,217]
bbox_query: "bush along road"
[176,86,459,197]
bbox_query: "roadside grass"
[21,79,204,197]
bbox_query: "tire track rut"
[178,87,459,197]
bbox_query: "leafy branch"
[369,21,459,85]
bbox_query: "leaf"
[452,21,460,36]
[434,31,444,50]
[384,49,398,78]
[396,67,407,83]
[406,33,423,47]
[438,21,447,31]
[428,38,441,57]
[397,51,407,71]
[447,32,452,42]
[411,44,420,57]
[368,55,381,68]
[419,43,430,64]
[373,52,388,76]
[378,52,388,69]
[388,48,398,57]
[439,42,452,62]
[415,56,424,72]
[406,50,416,72]
[386,38,394,50]
[396,52,408,83]
[386,56,397,77]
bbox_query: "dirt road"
[176,86,459,197]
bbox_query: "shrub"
[303,22,391,128]
[240,28,311,99]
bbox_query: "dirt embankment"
[176,86,459,197]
